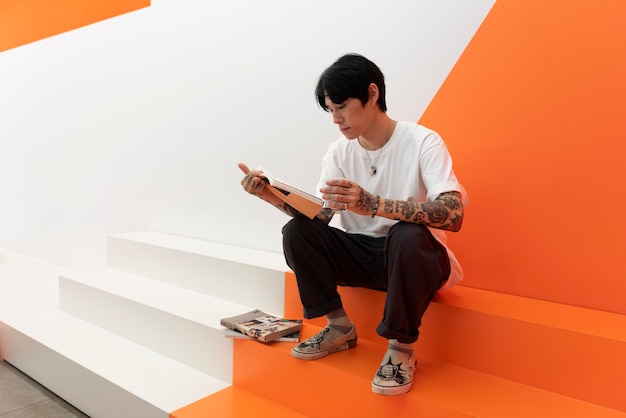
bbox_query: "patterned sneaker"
[291,324,357,360]
[371,347,417,395]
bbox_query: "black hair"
[315,53,387,112]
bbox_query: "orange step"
[419,286,626,412]
[284,272,626,412]
[231,323,626,418]
[169,386,307,418]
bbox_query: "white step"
[107,231,289,315]
[59,268,257,379]
[1,317,229,418]
[0,250,229,418]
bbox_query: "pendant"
[370,165,377,176]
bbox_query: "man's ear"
[368,83,379,105]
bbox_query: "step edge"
[108,230,289,272]
[435,285,626,341]
[59,268,261,329]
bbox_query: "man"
[239,53,467,396]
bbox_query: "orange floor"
[171,273,626,417]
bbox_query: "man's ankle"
[389,339,414,354]
[328,324,352,334]
[326,307,352,331]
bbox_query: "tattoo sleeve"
[273,201,301,218]
[315,208,334,224]
[383,191,463,232]
[272,201,334,224]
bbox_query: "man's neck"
[358,115,396,150]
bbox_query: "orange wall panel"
[420,0,626,314]
[0,0,150,52]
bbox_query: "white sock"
[389,339,414,354]
[326,308,352,332]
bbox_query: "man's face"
[325,96,372,140]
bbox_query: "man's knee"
[387,223,432,247]
[282,216,313,239]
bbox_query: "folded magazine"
[223,328,301,342]
[220,309,303,343]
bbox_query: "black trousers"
[282,216,451,343]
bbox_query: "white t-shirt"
[316,121,468,289]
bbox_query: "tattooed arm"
[321,178,463,232]
[380,192,464,232]
[238,162,334,223]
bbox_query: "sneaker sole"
[371,381,413,396]
[291,338,357,361]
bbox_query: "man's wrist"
[371,195,380,218]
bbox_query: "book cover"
[220,309,303,343]
[256,167,323,219]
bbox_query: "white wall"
[0,0,494,269]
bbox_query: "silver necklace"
[360,120,395,176]
[365,149,378,176]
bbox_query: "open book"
[220,309,303,343]
[257,167,323,219]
